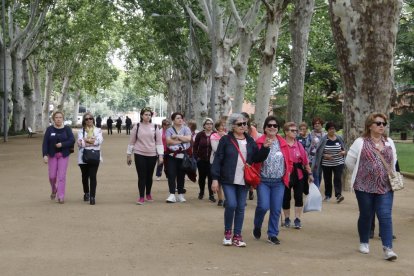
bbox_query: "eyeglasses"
[288,129,298,132]
[85,117,93,121]
[374,121,387,127]
[205,122,213,125]
[235,122,247,127]
[266,124,279,128]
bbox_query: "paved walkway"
[0,131,413,275]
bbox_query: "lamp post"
[2,0,7,142]
[151,13,192,118]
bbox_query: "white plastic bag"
[304,183,322,213]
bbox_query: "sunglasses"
[288,129,298,132]
[235,122,247,127]
[85,117,93,121]
[266,124,279,128]
[374,121,387,127]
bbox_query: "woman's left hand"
[308,174,314,184]
[55,143,62,148]
[263,137,272,148]
[158,156,164,164]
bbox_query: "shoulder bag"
[229,138,261,188]
[82,128,100,165]
[375,149,404,191]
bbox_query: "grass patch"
[395,142,414,173]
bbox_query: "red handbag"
[230,139,261,188]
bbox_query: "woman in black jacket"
[211,113,271,247]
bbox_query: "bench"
[27,127,36,138]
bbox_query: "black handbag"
[82,149,100,165]
[182,151,197,173]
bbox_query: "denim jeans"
[312,169,322,188]
[254,178,285,238]
[355,190,394,248]
[222,184,248,235]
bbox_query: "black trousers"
[322,164,344,198]
[79,163,99,197]
[166,155,185,194]
[117,126,121,133]
[134,154,158,198]
[107,127,112,135]
[283,175,304,209]
[197,159,213,197]
[126,126,131,135]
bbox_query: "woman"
[116,117,122,134]
[193,118,216,202]
[210,119,227,206]
[156,119,170,180]
[307,117,326,187]
[251,116,292,245]
[42,111,75,204]
[345,113,398,261]
[282,122,313,229]
[165,112,192,203]
[211,113,270,247]
[127,107,163,205]
[297,122,311,152]
[77,112,103,205]
[313,122,346,203]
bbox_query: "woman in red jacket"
[252,116,292,245]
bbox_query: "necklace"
[371,136,382,147]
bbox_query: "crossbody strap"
[373,149,393,176]
[229,138,247,165]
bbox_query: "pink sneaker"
[136,197,145,205]
[232,234,247,247]
[146,194,154,202]
[223,230,232,246]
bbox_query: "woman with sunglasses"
[282,122,313,229]
[77,112,103,205]
[345,113,398,261]
[165,112,192,203]
[312,122,346,203]
[251,116,292,245]
[211,113,271,247]
[42,111,75,204]
[127,107,163,205]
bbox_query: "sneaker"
[248,191,254,200]
[198,193,204,200]
[83,193,90,202]
[284,217,291,228]
[209,195,216,203]
[223,230,232,246]
[294,218,302,229]
[323,196,331,202]
[359,243,369,254]
[136,197,145,205]
[268,236,280,245]
[146,194,153,202]
[336,195,344,203]
[232,235,247,247]
[156,177,160,181]
[176,194,186,203]
[166,194,176,203]
[217,200,224,206]
[383,247,397,261]
[253,227,261,240]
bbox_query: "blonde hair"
[52,111,64,120]
[362,112,388,138]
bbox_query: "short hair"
[227,113,246,131]
[363,112,388,138]
[325,121,336,131]
[82,112,95,128]
[52,111,64,120]
[202,117,214,128]
[140,107,154,122]
[299,122,308,129]
[312,117,324,127]
[187,119,197,132]
[214,119,224,131]
[171,112,184,121]
[283,121,296,133]
[161,119,170,126]
[263,116,279,133]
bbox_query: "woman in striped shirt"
[312,122,346,203]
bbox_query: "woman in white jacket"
[345,112,397,261]
[77,112,104,205]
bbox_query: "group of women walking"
[42,110,399,261]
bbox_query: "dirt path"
[0,132,413,275]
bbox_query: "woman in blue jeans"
[252,116,292,245]
[345,112,398,261]
[211,113,270,247]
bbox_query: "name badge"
[385,142,390,147]
[276,151,283,156]
[51,133,56,136]
[335,142,340,146]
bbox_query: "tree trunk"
[286,0,315,126]
[11,52,26,131]
[0,49,13,134]
[57,74,71,111]
[72,89,81,126]
[28,58,43,131]
[328,0,403,145]
[213,38,232,118]
[42,63,55,129]
[192,76,208,127]
[255,2,286,132]
[23,59,35,131]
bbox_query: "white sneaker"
[359,243,369,254]
[166,194,176,203]
[383,247,397,261]
[177,194,186,203]
[156,177,160,181]
[223,237,232,246]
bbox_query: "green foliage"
[390,111,414,132]
[395,142,414,173]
